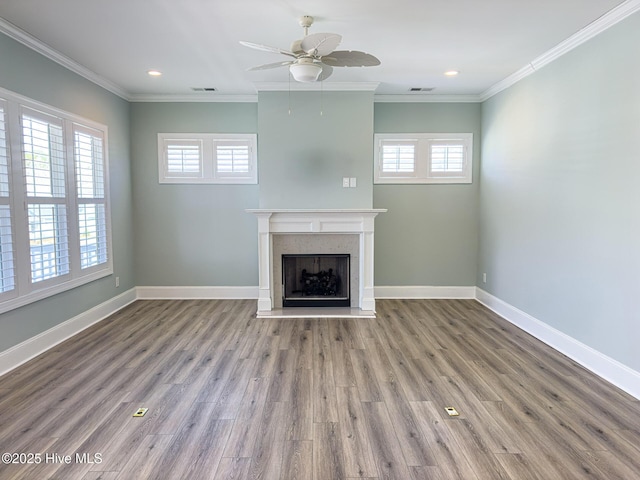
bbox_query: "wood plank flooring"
[1,299,639,479]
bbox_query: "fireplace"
[246,209,386,317]
[282,254,350,307]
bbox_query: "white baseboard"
[136,285,259,300]
[0,288,137,377]
[375,285,476,299]
[476,288,640,400]
[136,285,475,301]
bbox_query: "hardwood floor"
[1,299,639,479]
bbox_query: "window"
[74,124,108,270]
[158,133,257,184]
[374,133,473,184]
[22,108,69,283]
[0,99,15,295]
[165,139,203,177]
[214,140,252,177]
[381,140,418,176]
[0,87,112,313]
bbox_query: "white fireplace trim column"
[247,209,386,315]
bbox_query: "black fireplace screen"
[282,254,350,307]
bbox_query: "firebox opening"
[282,254,350,307]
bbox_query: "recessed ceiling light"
[147,70,162,77]
[444,70,459,76]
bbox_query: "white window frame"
[158,133,258,184]
[0,87,112,314]
[374,133,473,184]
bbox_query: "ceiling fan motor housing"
[299,15,314,28]
[290,39,304,54]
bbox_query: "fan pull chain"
[288,71,292,115]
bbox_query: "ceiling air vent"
[191,87,217,92]
[409,87,435,92]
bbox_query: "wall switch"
[482,273,487,283]
[349,177,357,188]
[115,276,120,288]
[342,177,350,188]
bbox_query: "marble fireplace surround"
[246,209,386,318]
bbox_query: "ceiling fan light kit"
[289,60,322,82]
[241,15,380,84]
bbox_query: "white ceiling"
[0,0,632,100]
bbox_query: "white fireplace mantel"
[246,209,386,316]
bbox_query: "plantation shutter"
[158,133,257,184]
[0,100,15,294]
[429,141,466,175]
[214,140,252,176]
[74,124,108,269]
[21,107,70,284]
[380,139,418,175]
[165,139,202,176]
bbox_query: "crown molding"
[129,93,258,103]
[254,81,380,92]
[374,94,482,103]
[0,17,130,100]
[133,92,483,104]
[480,0,640,101]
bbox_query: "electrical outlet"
[482,273,487,283]
[445,406,459,416]
[133,407,148,417]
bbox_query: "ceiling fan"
[240,15,380,83]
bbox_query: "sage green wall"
[373,103,481,286]
[479,12,640,370]
[258,91,373,208]
[0,32,133,352]
[130,102,259,286]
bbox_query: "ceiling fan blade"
[300,33,342,57]
[248,61,294,71]
[321,50,381,67]
[239,41,297,58]
[319,64,333,81]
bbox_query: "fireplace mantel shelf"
[247,208,387,317]
[247,209,387,235]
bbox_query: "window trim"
[374,133,473,184]
[158,133,258,184]
[0,86,112,315]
